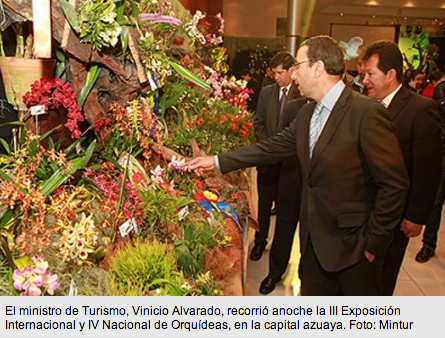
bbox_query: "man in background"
[258,95,307,294]
[240,69,261,113]
[261,66,275,88]
[415,69,445,263]
[250,51,300,264]
[362,40,441,295]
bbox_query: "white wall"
[223,0,287,37]
[223,0,445,38]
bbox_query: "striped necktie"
[309,102,325,157]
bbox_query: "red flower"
[23,77,84,139]
[195,180,204,190]
[173,36,185,45]
[132,171,144,185]
[194,192,205,202]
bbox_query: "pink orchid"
[12,256,60,296]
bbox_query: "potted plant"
[22,76,84,145]
[0,23,56,112]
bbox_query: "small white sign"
[68,279,78,296]
[30,105,47,116]
[178,206,189,221]
[119,218,138,237]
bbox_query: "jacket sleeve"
[405,100,442,223]
[253,86,270,142]
[360,105,410,256]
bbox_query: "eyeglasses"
[294,60,313,68]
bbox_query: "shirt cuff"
[214,155,221,171]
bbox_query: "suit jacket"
[433,81,445,154]
[219,87,409,272]
[277,97,308,191]
[278,97,308,187]
[253,82,300,142]
[281,97,309,130]
[387,86,441,224]
[253,82,299,174]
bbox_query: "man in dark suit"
[362,41,442,295]
[250,51,300,264]
[240,69,261,113]
[259,96,307,295]
[185,35,409,296]
[415,70,445,263]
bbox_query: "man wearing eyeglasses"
[184,35,409,296]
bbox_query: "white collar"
[381,84,402,108]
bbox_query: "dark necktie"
[277,87,287,129]
[279,87,288,115]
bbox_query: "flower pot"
[0,57,56,111]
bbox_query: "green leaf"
[0,138,10,154]
[54,49,67,79]
[78,65,101,107]
[39,158,83,197]
[81,141,97,166]
[114,0,126,20]
[63,136,85,155]
[58,0,81,33]
[39,125,59,141]
[35,167,48,179]
[0,121,26,128]
[0,169,13,183]
[120,26,129,56]
[161,84,187,110]
[169,62,211,90]
[0,208,14,229]
[39,141,96,196]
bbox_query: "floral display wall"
[0,0,255,296]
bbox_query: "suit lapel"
[266,85,280,135]
[387,86,410,120]
[309,88,350,170]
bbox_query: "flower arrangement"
[163,73,254,156]
[12,256,60,296]
[57,213,99,266]
[0,2,253,297]
[78,0,122,51]
[23,77,84,139]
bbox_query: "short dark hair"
[241,69,252,77]
[300,35,345,75]
[428,70,445,82]
[269,51,295,70]
[410,69,425,80]
[362,40,404,83]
